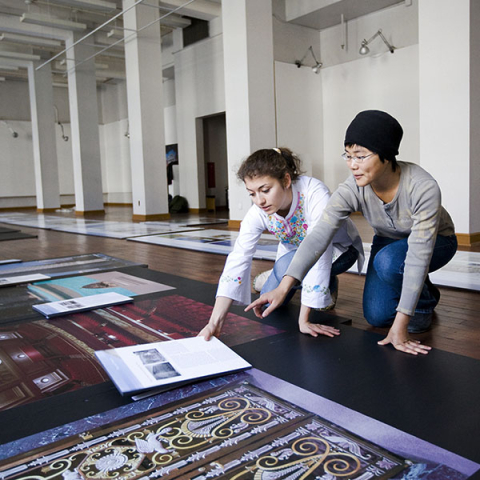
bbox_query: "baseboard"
[75,210,105,216]
[456,232,480,247]
[37,208,59,213]
[228,220,241,230]
[132,213,170,222]
[0,206,36,212]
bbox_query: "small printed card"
[0,259,21,265]
[32,292,133,318]
[0,273,50,287]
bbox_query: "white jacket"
[216,176,363,309]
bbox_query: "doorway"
[202,113,228,212]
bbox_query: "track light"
[359,29,395,55]
[295,46,322,74]
[312,62,322,74]
[53,106,69,142]
[1,120,18,138]
[60,124,69,141]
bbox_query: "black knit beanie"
[344,110,403,160]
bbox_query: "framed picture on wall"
[166,144,178,186]
[166,144,178,166]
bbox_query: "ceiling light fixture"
[0,65,20,71]
[44,0,117,13]
[54,106,69,141]
[295,46,322,74]
[1,120,19,138]
[359,29,395,55]
[34,0,145,71]
[0,50,41,61]
[0,33,62,48]
[20,13,87,32]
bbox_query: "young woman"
[247,111,457,356]
[199,147,363,340]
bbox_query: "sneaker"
[253,269,273,292]
[408,312,433,333]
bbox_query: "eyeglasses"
[341,152,375,164]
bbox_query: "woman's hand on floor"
[298,304,340,338]
[378,312,431,355]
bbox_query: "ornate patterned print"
[0,383,409,480]
[267,193,308,247]
[0,384,307,480]
[196,418,408,479]
[219,274,242,285]
[302,284,329,295]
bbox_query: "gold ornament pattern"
[0,383,407,480]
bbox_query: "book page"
[96,337,251,395]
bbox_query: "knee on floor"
[363,308,394,328]
[373,250,403,280]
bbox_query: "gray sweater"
[286,162,455,316]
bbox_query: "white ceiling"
[0,0,404,85]
[286,0,404,29]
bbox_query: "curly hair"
[236,147,303,183]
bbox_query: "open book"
[95,336,252,398]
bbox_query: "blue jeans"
[261,245,359,305]
[363,234,458,327]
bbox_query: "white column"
[222,0,276,223]
[419,0,480,244]
[123,0,169,221]
[66,33,104,214]
[27,60,61,211]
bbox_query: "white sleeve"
[299,179,334,309]
[216,207,268,306]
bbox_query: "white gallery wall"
[318,1,419,191]
[321,44,420,191]
[274,61,323,180]
[99,118,132,204]
[174,34,226,210]
[0,121,37,207]
[0,77,177,209]
[419,0,480,235]
[1,0,478,238]
[0,119,75,208]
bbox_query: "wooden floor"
[1,206,479,360]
